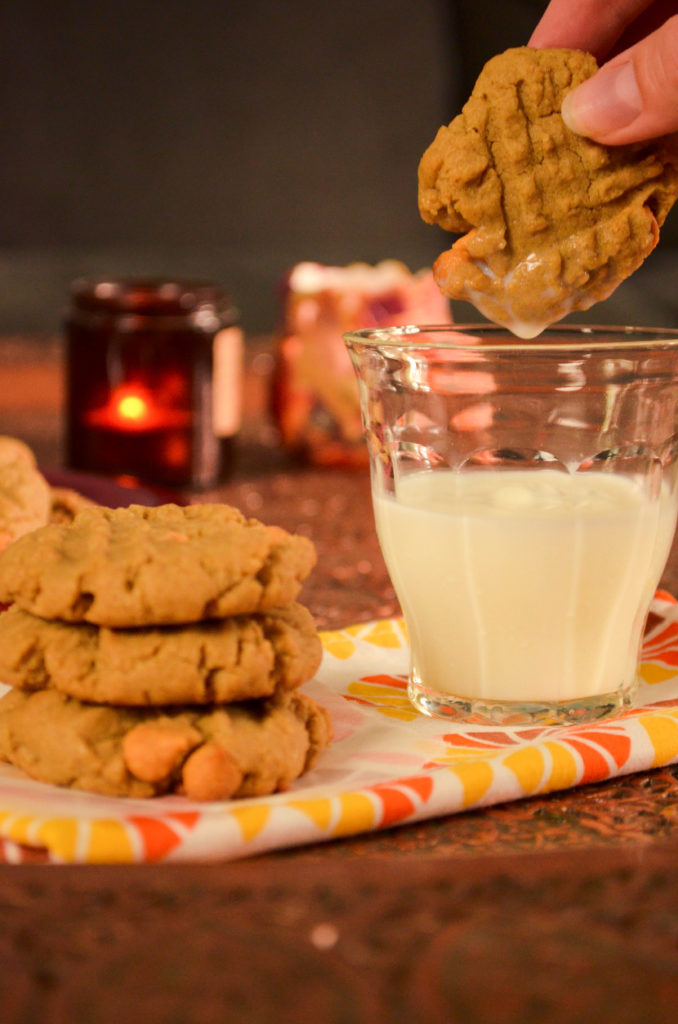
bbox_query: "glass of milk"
[344,325,678,725]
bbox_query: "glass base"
[408,677,637,727]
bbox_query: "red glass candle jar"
[65,278,242,489]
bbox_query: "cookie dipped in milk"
[418,47,678,337]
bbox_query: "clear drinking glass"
[345,324,678,726]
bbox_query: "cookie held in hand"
[418,47,678,337]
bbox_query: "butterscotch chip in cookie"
[179,743,244,802]
[418,46,678,337]
[0,688,332,800]
[0,502,316,626]
[121,721,201,782]
[0,436,51,551]
[0,602,322,705]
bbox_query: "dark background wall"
[0,0,676,336]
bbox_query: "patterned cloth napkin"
[1,591,678,863]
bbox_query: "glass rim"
[343,323,678,354]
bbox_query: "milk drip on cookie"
[418,47,678,337]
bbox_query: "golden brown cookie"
[49,486,97,524]
[0,687,332,800]
[0,502,316,626]
[0,602,322,705]
[0,436,51,551]
[418,47,678,337]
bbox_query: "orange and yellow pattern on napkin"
[1,593,678,863]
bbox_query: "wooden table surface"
[3,335,678,1023]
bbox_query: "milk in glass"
[374,469,677,704]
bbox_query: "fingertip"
[559,63,643,142]
[560,84,598,139]
[560,90,582,135]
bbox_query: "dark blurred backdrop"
[0,0,676,336]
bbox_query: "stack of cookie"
[0,503,331,801]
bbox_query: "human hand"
[530,0,678,144]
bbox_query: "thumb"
[561,14,678,144]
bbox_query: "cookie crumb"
[310,923,339,950]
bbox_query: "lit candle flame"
[85,383,189,431]
[116,391,149,423]
[109,387,153,427]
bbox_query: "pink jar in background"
[272,261,451,467]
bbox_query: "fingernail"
[561,61,642,137]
